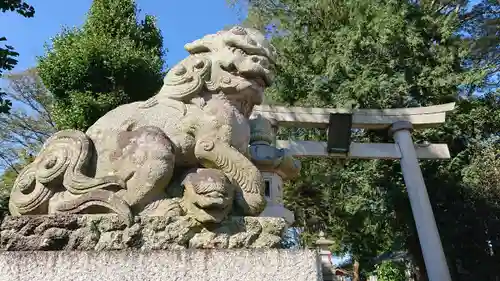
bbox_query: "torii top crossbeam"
[251,103,456,160]
[253,102,455,129]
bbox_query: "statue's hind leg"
[109,126,176,213]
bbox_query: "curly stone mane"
[156,26,276,103]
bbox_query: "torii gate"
[252,102,455,281]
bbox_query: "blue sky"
[0,0,246,73]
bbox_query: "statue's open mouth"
[242,71,271,87]
[224,63,272,88]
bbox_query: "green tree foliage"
[37,0,166,131]
[375,260,407,281]
[228,0,499,279]
[462,140,500,194]
[0,0,35,114]
[0,177,11,219]
[0,68,55,171]
[461,0,499,92]
[0,68,55,219]
[0,152,35,220]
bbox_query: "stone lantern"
[248,114,301,225]
[315,231,336,281]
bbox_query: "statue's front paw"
[140,198,183,217]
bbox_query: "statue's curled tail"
[9,130,129,217]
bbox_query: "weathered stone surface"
[0,249,321,281]
[0,214,287,251]
[9,26,275,223]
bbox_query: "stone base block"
[0,249,321,281]
[1,215,286,250]
[260,204,295,225]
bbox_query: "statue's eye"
[231,47,248,56]
[241,48,251,55]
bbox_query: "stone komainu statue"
[9,26,276,224]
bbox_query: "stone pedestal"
[0,249,321,281]
[0,215,322,281]
[0,215,287,250]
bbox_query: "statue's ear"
[157,55,212,102]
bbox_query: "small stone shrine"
[0,26,321,281]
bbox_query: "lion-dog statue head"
[156,26,276,118]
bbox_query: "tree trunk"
[407,232,429,281]
[353,260,360,281]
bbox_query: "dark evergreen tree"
[38,0,166,130]
[228,0,500,279]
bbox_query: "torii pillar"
[390,121,450,281]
